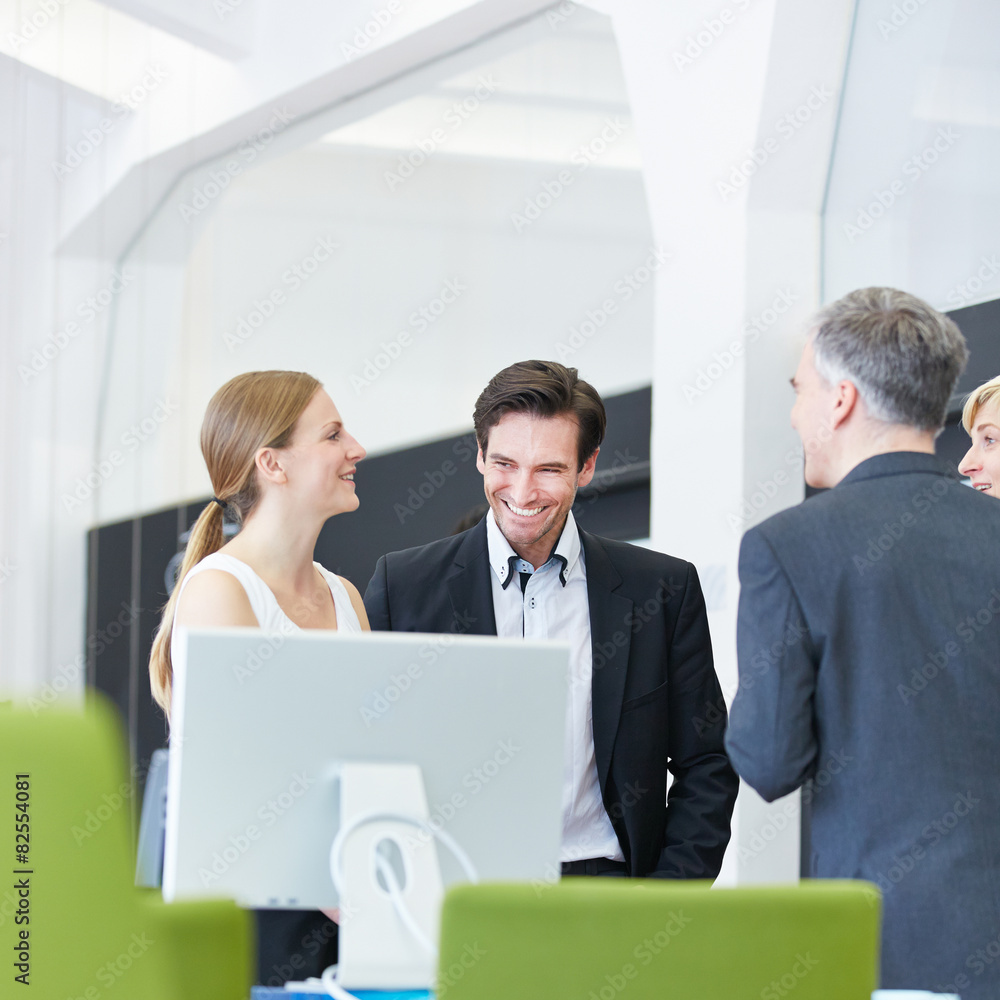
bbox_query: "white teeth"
[976,484,990,491]
[340,474,354,480]
[506,500,543,516]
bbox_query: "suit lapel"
[581,530,632,792]
[445,519,497,637]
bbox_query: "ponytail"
[148,499,227,716]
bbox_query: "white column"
[606,0,855,883]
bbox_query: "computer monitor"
[162,627,568,987]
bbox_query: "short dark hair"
[812,287,968,431]
[473,360,606,470]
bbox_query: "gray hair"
[811,287,968,431]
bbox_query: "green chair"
[0,696,253,999]
[437,878,880,999]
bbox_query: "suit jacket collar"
[452,518,632,792]
[840,450,961,487]
[445,517,497,637]
[580,530,632,792]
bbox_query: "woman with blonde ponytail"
[149,370,368,717]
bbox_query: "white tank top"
[171,552,363,641]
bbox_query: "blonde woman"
[149,370,368,716]
[148,370,367,984]
[959,374,1000,498]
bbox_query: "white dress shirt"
[485,508,623,862]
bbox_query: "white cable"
[318,965,358,1000]
[314,810,478,1000]
[281,965,355,999]
[374,850,436,956]
[329,810,479,899]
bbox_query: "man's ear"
[255,446,287,485]
[577,447,600,489]
[476,444,485,476]
[831,380,860,430]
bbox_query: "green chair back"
[437,878,880,999]
[0,696,253,999]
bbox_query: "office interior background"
[3,0,999,889]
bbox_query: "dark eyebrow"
[490,451,569,470]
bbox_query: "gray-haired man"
[726,287,1000,998]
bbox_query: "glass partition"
[823,0,1000,312]
[95,6,656,523]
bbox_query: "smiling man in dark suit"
[726,288,1000,997]
[365,360,737,879]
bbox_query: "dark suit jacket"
[364,517,737,879]
[726,452,1000,998]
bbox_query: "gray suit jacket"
[726,452,1000,998]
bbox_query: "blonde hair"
[962,375,1000,434]
[149,371,321,715]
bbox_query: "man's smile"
[503,499,546,517]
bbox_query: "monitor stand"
[333,762,445,990]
